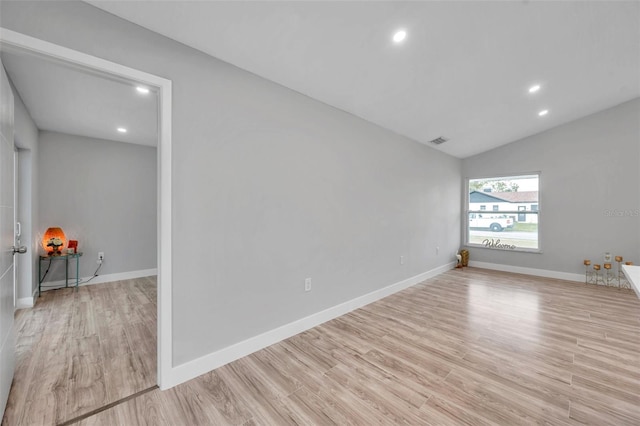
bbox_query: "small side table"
[38,252,83,296]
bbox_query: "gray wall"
[1,2,462,365]
[37,131,156,281]
[9,75,39,300]
[463,98,640,275]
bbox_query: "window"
[467,174,540,252]
[518,206,526,222]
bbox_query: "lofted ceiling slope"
[9,1,640,157]
[87,1,640,158]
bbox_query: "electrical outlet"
[400,255,405,265]
[305,278,312,292]
[436,246,440,255]
[97,252,104,264]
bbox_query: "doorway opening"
[0,27,173,423]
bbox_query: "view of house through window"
[467,174,540,251]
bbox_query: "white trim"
[38,268,157,292]
[16,278,39,310]
[0,28,173,390]
[16,295,34,310]
[0,29,163,88]
[18,265,158,316]
[164,262,454,388]
[157,63,173,391]
[469,261,583,283]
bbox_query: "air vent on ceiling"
[429,136,449,145]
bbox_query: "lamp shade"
[42,227,66,254]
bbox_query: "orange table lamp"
[42,227,66,255]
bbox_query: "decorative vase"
[460,249,469,267]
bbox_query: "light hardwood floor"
[2,276,157,426]
[5,269,640,425]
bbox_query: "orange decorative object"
[593,264,601,271]
[583,260,591,266]
[42,227,66,255]
[615,256,623,262]
[603,263,612,270]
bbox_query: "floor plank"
[2,277,157,426]
[4,268,640,425]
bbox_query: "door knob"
[12,245,27,255]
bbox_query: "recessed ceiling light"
[528,84,541,93]
[538,110,549,117]
[393,30,407,43]
[117,127,127,133]
[136,86,150,94]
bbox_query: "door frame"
[13,146,18,309]
[0,28,173,390]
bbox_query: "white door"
[13,148,19,310]
[0,60,16,419]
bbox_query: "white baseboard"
[38,268,158,293]
[16,294,35,310]
[15,287,38,310]
[17,268,158,309]
[165,261,455,389]
[469,261,583,283]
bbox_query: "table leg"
[76,255,80,291]
[65,256,69,288]
[38,258,41,297]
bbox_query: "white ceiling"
[2,2,638,156]
[1,49,158,147]
[87,0,640,158]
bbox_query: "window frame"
[465,172,542,253]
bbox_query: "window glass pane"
[467,213,539,250]
[469,176,538,203]
[468,174,539,251]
